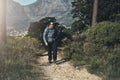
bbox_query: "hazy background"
[7,0,73,36]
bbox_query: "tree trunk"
[0,0,7,43]
[92,0,98,25]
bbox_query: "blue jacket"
[43,27,57,43]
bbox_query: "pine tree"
[71,0,120,27]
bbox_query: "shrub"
[84,22,120,79]
[72,20,86,33]
[27,17,56,40]
[62,33,86,66]
[63,21,120,79]
[0,37,44,80]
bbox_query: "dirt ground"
[36,52,101,80]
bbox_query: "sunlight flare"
[0,0,7,42]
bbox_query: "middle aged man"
[43,22,58,63]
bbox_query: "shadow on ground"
[37,53,71,66]
[56,58,71,65]
[36,53,48,57]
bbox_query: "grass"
[0,36,44,80]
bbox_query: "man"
[43,22,58,63]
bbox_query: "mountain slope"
[7,0,29,30]
[24,0,72,23]
[7,0,73,32]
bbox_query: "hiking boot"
[49,60,52,63]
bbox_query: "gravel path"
[37,52,102,80]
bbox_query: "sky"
[13,0,37,6]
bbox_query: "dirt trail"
[37,52,102,80]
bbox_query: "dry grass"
[0,36,44,80]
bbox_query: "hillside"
[7,0,73,33]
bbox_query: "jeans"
[48,41,58,61]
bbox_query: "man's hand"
[45,42,48,46]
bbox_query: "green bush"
[27,17,56,40]
[0,37,44,80]
[62,33,86,66]
[85,22,120,79]
[63,22,120,79]
[85,22,120,46]
[72,20,87,33]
